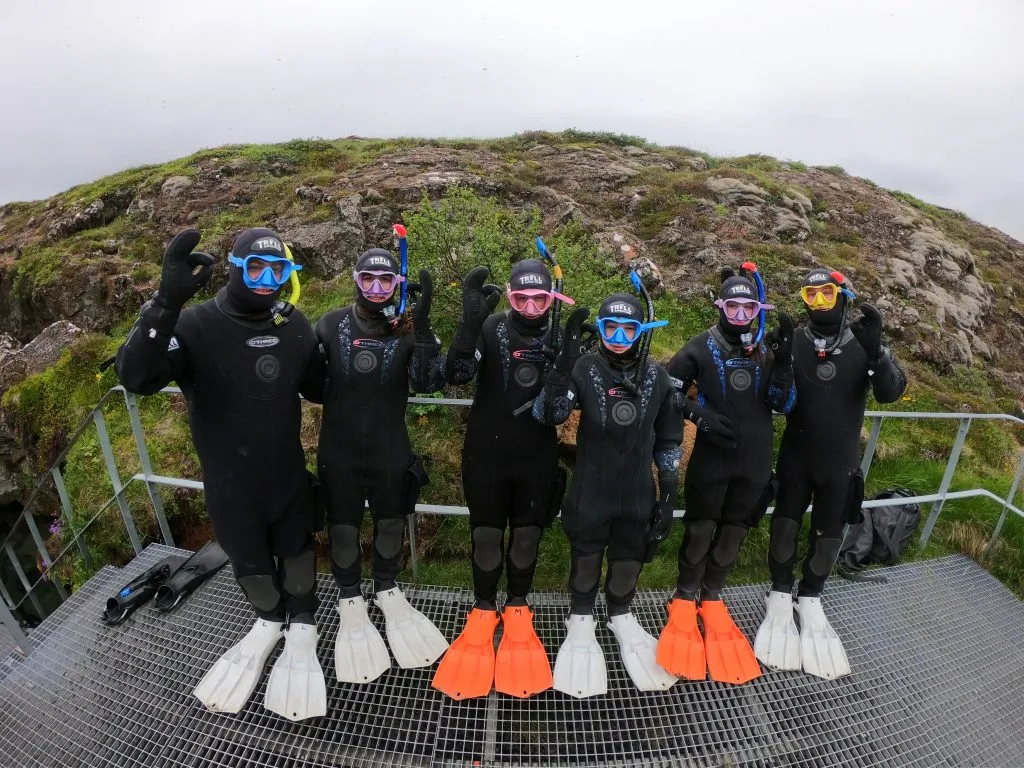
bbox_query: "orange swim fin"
[431,608,499,700]
[698,599,762,685]
[494,605,552,698]
[656,598,707,681]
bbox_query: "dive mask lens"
[722,299,759,321]
[355,270,403,298]
[230,254,298,289]
[801,283,839,309]
[597,317,641,345]
[507,289,554,315]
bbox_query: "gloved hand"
[645,497,674,562]
[410,269,435,343]
[688,404,737,450]
[553,306,591,376]
[154,229,215,310]
[459,266,502,333]
[851,302,883,362]
[770,310,794,368]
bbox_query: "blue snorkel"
[392,224,409,327]
[535,236,564,355]
[741,261,766,352]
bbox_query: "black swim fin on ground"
[154,541,229,612]
[103,555,188,625]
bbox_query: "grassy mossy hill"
[0,131,1022,601]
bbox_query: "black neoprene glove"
[851,303,883,363]
[770,310,795,368]
[154,229,215,311]
[457,266,501,339]
[409,269,436,343]
[553,306,591,377]
[686,404,737,450]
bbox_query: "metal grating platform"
[0,547,1022,768]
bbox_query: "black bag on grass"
[839,488,921,575]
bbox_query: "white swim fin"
[754,590,802,672]
[335,596,391,683]
[796,596,852,680]
[193,619,283,714]
[264,622,327,722]
[376,587,449,668]
[608,612,679,692]
[552,614,607,699]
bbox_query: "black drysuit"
[115,288,326,622]
[769,326,907,596]
[535,350,683,616]
[315,305,443,596]
[446,311,561,607]
[668,328,796,600]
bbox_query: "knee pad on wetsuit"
[280,549,316,598]
[508,526,542,570]
[330,524,361,569]
[770,517,800,564]
[570,552,603,595]
[472,527,504,572]
[606,560,642,603]
[709,524,748,569]
[374,518,405,560]
[807,537,843,578]
[681,520,717,566]
[238,574,281,614]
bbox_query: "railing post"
[122,390,175,547]
[51,467,95,570]
[919,417,971,548]
[0,593,31,656]
[93,409,143,555]
[407,512,419,580]
[861,415,883,481]
[985,452,1024,555]
[4,543,45,619]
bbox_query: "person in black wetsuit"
[315,246,449,683]
[116,227,328,720]
[432,259,574,701]
[533,292,684,697]
[754,268,907,680]
[657,267,795,686]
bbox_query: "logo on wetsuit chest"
[607,387,632,398]
[353,338,384,349]
[513,349,546,362]
[246,335,280,348]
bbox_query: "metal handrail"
[2,385,1023,635]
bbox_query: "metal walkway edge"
[0,546,1021,768]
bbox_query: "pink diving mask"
[506,286,575,318]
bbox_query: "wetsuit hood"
[716,275,757,341]
[354,248,401,314]
[226,227,286,314]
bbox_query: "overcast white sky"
[2,0,1022,239]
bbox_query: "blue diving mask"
[595,316,669,347]
[228,253,302,289]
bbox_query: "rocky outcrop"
[0,133,1021,381]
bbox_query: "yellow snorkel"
[272,243,301,325]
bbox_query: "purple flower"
[49,519,62,537]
